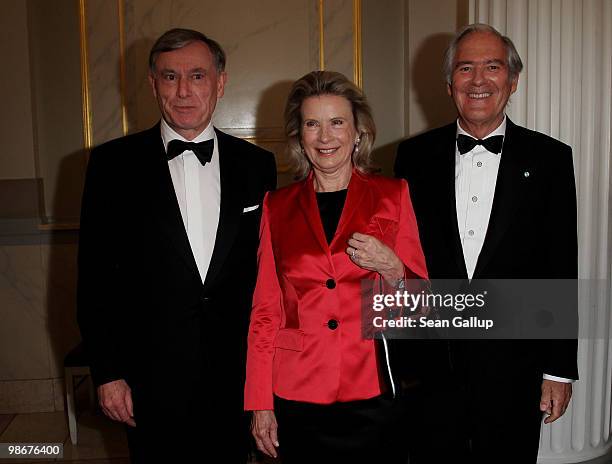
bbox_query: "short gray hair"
[284,71,376,180]
[149,28,226,74]
[443,23,523,84]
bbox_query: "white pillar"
[469,1,612,462]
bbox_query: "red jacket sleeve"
[396,179,428,280]
[244,193,282,410]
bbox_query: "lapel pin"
[524,171,530,178]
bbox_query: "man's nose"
[471,67,485,85]
[177,77,191,98]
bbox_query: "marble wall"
[362,0,407,174]
[0,1,37,180]
[87,0,125,145]
[405,0,469,136]
[0,237,81,414]
[0,0,84,414]
[28,0,87,225]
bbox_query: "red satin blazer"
[244,170,427,410]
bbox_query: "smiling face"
[149,41,226,140]
[300,94,358,187]
[447,31,518,138]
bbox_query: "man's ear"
[217,71,227,99]
[446,82,452,97]
[510,75,519,95]
[148,73,157,99]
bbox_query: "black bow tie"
[456,134,504,155]
[167,139,214,165]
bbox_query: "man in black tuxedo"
[77,28,276,462]
[395,24,577,463]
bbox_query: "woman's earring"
[354,137,361,153]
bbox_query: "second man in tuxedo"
[395,23,577,463]
[77,28,276,462]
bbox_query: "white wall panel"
[471,1,612,462]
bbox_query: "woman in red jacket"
[245,71,427,463]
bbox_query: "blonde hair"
[284,71,376,179]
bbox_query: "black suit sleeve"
[394,139,426,210]
[541,144,577,279]
[540,143,579,379]
[263,149,277,192]
[394,140,410,181]
[77,146,126,386]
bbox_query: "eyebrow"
[303,115,348,119]
[455,58,506,67]
[158,67,208,74]
[302,116,348,122]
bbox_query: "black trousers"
[406,341,547,464]
[125,381,251,464]
[273,394,411,464]
[125,413,251,463]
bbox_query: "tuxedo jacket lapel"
[473,119,532,277]
[434,124,469,278]
[145,124,201,279]
[145,127,250,291]
[203,129,246,290]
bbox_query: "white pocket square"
[243,204,260,213]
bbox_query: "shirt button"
[472,196,478,202]
[326,279,336,289]
[327,319,339,330]
[477,161,483,167]
[468,230,475,236]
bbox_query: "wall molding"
[117,0,128,136]
[352,0,362,87]
[77,0,92,150]
[318,0,325,69]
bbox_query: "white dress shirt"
[161,119,221,284]
[454,116,572,383]
[455,118,505,279]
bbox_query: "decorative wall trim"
[352,0,362,88]
[219,127,289,173]
[241,138,287,143]
[218,126,285,140]
[318,0,362,85]
[0,379,61,415]
[38,222,80,231]
[77,0,92,150]
[117,0,128,136]
[318,0,325,70]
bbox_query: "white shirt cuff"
[543,374,575,383]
